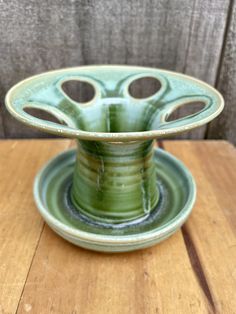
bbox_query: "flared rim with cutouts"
[5,65,224,141]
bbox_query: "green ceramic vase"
[5,66,224,251]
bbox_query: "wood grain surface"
[207,0,236,145]
[0,0,233,141]
[0,140,70,314]
[164,141,236,313]
[0,139,235,314]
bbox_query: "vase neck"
[70,139,159,223]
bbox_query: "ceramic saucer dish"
[34,148,196,252]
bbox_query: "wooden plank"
[0,106,5,138]
[16,141,213,314]
[207,2,236,145]
[164,140,236,313]
[17,230,212,314]
[0,0,230,139]
[193,141,236,233]
[0,139,70,314]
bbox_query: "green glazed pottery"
[5,65,224,252]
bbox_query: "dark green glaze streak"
[71,139,159,223]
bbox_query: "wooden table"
[0,139,235,314]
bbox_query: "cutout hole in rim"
[24,108,68,125]
[166,101,206,122]
[128,77,161,99]
[62,80,95,103]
